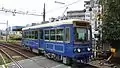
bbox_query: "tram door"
[39,30,44,53]
[64,27,72,54]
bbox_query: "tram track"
[0,43,100,68]
[0,46,24,68]
[0,42,39,56]
[0,44,49,68]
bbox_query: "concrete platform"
[6,56,71,68]
[1,56,117,68]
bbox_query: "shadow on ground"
[71,63,98,68]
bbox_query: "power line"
[0,7,43,16]
[0,0,82,16]
[46,0,82,14]
[54,1,65,4]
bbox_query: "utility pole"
[0,21,8,42]
[6,20,8,42]
[43,3,45,22]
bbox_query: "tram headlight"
[74,48,81,53]
[77,48,81,53]
[87,48,91,51]
[74,48,77,52]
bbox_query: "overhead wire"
[45,0,82,14]
[0,7,43,16]
[0,0,82,16]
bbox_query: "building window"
[65,28,70,42]
[44,30,49,40]
[56,29,64,41]
[50,29,55,41]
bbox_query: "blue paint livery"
[22,20,93,63]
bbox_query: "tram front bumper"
[73,52,93,63]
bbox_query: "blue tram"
[22,19,93,64]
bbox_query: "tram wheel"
[55,55,61,62]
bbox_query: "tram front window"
[74,27,87,42]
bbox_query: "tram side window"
[50,29,55,41]
[65,28,70,42]
[32,31,35,39]
[24,32,26,38]
[35,31,38,39]
[39,30,43,39]
[45,30,49,40]
[56,29,64,41]
[26,32,29,38]
[88,30,90,41]
[29,31,32,38]
[22,31,24,38]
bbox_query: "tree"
[101,0,120,50]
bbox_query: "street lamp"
[0,20,8,42]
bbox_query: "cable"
[0,0,82,16]
[45,0,82,14]
[0,7,43,16]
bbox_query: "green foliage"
[0,54,11,65]
[101,0,120,41]
[9,34,21,40]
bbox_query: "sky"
[0,0,89,30]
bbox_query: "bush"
[9,34,22,40]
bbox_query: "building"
[84,0,102,39]
[8,26,25,39]
[84,0,103,57]
[84,1,91,22]
[0,30,7,40]
[67,10,85,20]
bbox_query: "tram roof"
[22,19,89,30]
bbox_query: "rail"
[0,49,24,68]
[2,44,49,68]
[0,52,7,68]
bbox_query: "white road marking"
[51,64,71,68]
[51,64,63,68]
[66,67,71,68]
